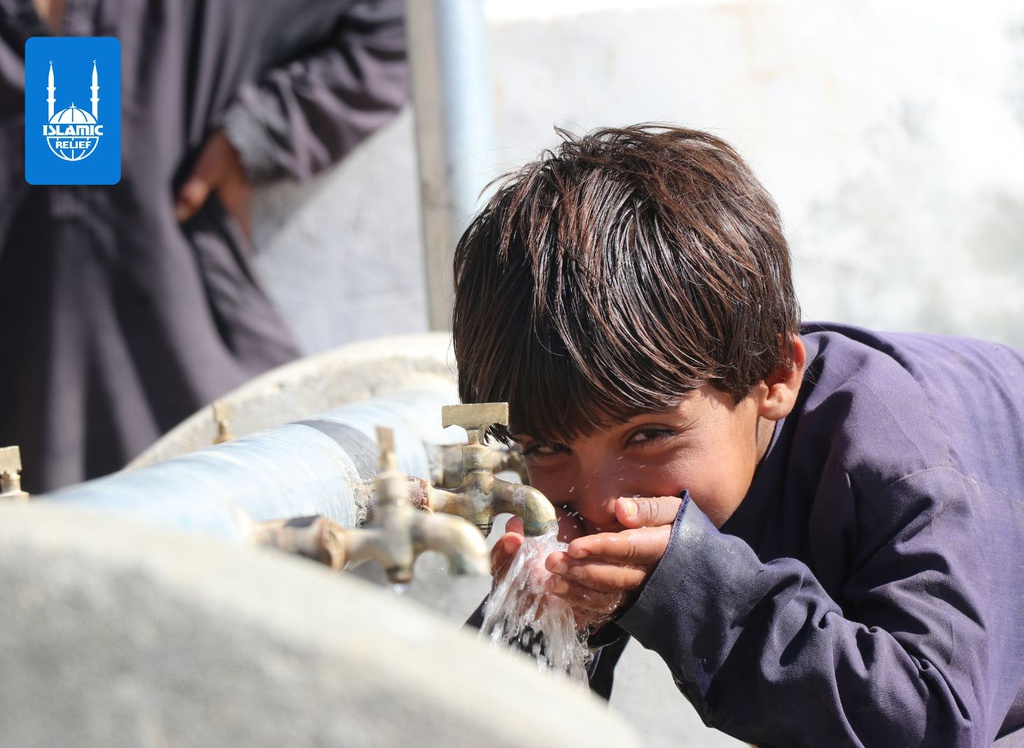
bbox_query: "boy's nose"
[571,470,627,532]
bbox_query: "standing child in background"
[454,125,1024,746]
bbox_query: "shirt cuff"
[615,492,763,701]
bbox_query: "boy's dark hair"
[452,124,800,445]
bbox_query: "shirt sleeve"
[617,476,1017,748]
[221,0,408,183]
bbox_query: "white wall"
[485,0,1024,345]
[255,0,1024,352]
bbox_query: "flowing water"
[479,532,591,686]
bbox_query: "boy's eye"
[521,442,568,458]
[626,427,675,446]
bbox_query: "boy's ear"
[758,334,806,421]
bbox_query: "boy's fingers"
[547,557,648,594]
[616,496,682,529]
[504,516,525,535]
[567,525,672,565]
[553,581,626,626]
[490,531,523,579]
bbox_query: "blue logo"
[25,37,121,185]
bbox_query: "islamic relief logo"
[25,37,121,185]
[44,60,104,162]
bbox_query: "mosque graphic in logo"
[43,59,104,162]
[24,36,120,185]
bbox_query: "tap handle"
[211,400,234,444]
[374,426,409,510]
[376,426,398,472]
[441,402,509,445]
[0,445,29,501]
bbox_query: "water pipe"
[41,385,463,544]
[39,385,556,578]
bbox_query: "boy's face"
[516,383,779,531]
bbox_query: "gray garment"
[0,0,409,491]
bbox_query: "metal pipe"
[41,385,461,543]
[406,0,497,331]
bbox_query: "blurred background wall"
[253,0,1024,354]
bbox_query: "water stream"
[479,532,591,686]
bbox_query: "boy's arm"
[616,475,1018,747]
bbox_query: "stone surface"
[128,333,458,469]
[0,502,639,748]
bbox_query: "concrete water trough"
[0,333,641,747]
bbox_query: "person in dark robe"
[0,0,409,492]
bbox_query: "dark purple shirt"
[615,323,1024,747]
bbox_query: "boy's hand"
[490,504,585,582]
[545,496,682,630]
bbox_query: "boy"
[453,125,1024,746]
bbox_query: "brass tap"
[425,403,557,537]
[253,427,490,584]
[0,446,29,502]
[432,440,528,489]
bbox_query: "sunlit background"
[255,0,1024,356]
